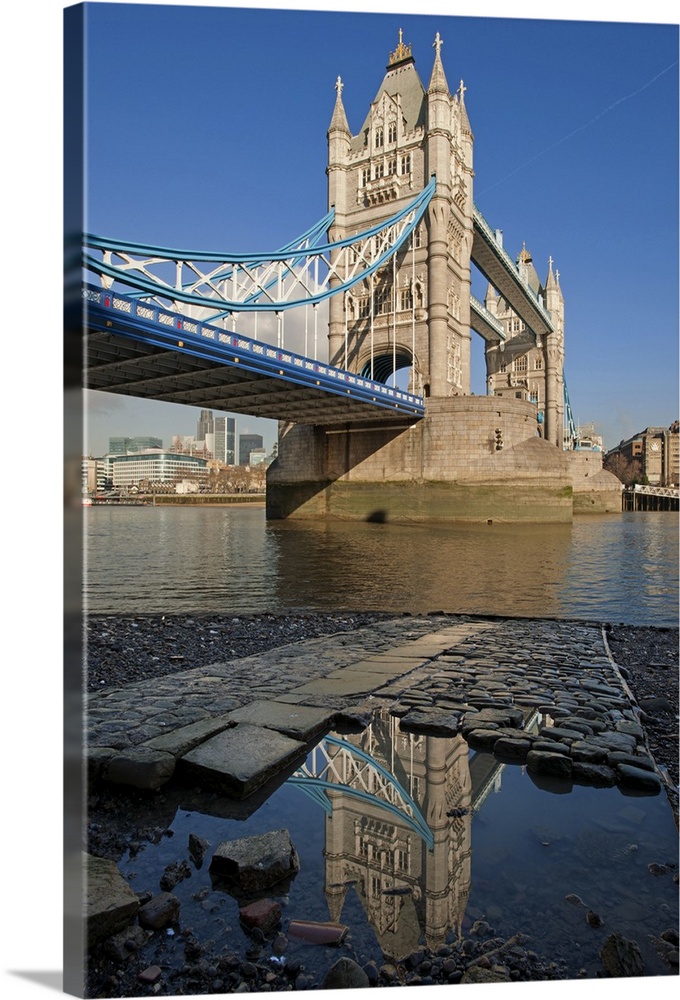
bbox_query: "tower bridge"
[81,30,621,522]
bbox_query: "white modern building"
[106,450,209,489]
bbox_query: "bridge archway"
[358,347,422,395]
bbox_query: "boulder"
[239,898,283,934]
[209,828,300,892]
[322,957,370,990]
[85,854,140,948]
[599,933,644,977]
[138,892,180,930]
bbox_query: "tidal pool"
[115,709,678,986]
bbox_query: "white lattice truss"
[83,180,435,323]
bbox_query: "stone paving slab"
[177,724,307,799]
[225,700,334,741]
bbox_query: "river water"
[84,507,678,626]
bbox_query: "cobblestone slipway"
[84,614,675,805]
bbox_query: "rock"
[616,763,662,793]
[565,893,586,907]
[209,828,300,892]
[572,762,617,786]
[106,747,176,790]
[399,710,461,736]
[137,965,162,984]
[607,751,655,771]
[322,957,370,990]
[461,965,511,983]
[599,932,644,977]
[189,833,209,866]
[586,910,604,928]
[494,737,532,760]
[527,750,573,778]
[103,923,149,961]
[239,898,282,934]
[638,696,673,714]
[138,892,180,930]
[465,728,502,749]
[160,859,192,891]
[84,853,140,948]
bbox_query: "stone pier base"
[267,397,620,523]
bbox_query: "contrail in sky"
[477,59,678,196]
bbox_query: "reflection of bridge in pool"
[288,708,537,958]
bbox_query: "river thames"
[84,507,678,626]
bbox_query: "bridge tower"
[327,31,474,399]
[483,251,566,448]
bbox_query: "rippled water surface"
[85,507,678,625]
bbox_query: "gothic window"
[413,225,422,249]
[401,153,411,174]
[375,126,384,148]
[397,848,409,873]
[529,388,539,403]
[358,297,370,318]
[499,361,507,373]
[361,167,370,187]
[374,161,384,179]
[515,355,527,373]
[534,356,543,370]
[388,121,397,144]
[400,286,413,311]
[374,285,392,315]
[387,158,397,175]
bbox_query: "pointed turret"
[428,32,450,95]
[457,79,473,138]
[328,75,350,138]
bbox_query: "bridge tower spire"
[543,257,565,448]
[324,31,474,398]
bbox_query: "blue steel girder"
[83,180,436,319]
[289,735,434,849]
[471,205,554,340]
[83,284,425,424]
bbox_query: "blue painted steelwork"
[288,734,434,849]
[82,179,435,315]
[472,205,554,337]
[84,284,425,418]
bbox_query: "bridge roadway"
[83,284,424,427]
[84,614,662,808]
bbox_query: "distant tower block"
[327,30,474,398]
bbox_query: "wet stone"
[178,725,307,799]
[209,828,300,893]
[527,750,573,778]
[616,763,662,793]
[494,737,532,761]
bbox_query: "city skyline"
[80,2,678,453]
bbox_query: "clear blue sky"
[77,1,678,455]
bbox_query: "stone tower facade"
[327,31,474,399]
[483,249,566,448]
